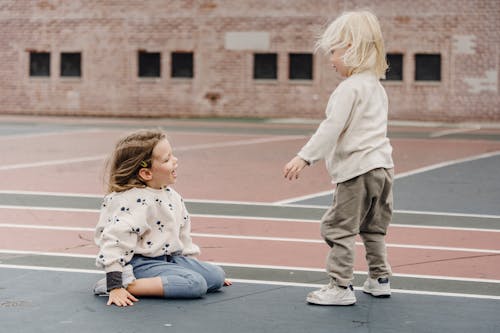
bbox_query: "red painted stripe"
[2,228,499,280]
[2,210,499,251]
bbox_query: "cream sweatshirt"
[298,71,394,184]
[94,186,200,273]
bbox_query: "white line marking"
[0,190,103,198]
[1,250,499,284]
[273,150,500,203]
[193,233,500,253]
[0,264,498,299]
[229,278,500,300]
[394,150,500,179]
[193,213,320,223]
[175,135,306,151]
[1,224,498,253]
[195,216,500,233]
[388,224,500,233]
[429,125,481,138]
[0,155,107,171]
[211,261,500,284]
[186,198,278,205]
[0,264,101,274]
[0,249,95,258]
[1,190,499,219]
[0,205,99,213]
[0,135,305,171]
[395,209,500,219]
[273,189,334,205]
[0,223,94,232]
[0,128,108,141]
[0,206,499,232]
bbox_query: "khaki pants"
[320,168,393,287]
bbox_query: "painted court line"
[0,135,304,171]
[273,150,500,204]
[0,128,108,141]
[394,150,500,179]
[2,190,499,220]
[1,224,499,254]
[1,205,499,233]
[2,249,499,284]
[429,125,481,138]
[0,155,107,171]
[394,209,500,219]
[229,278,500,300]
[0,263,498,300]
[216,262,500,284]
[273,189,334,205]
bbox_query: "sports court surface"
[0,115,499,332]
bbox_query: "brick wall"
[0,0,498,121]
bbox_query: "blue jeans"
[129,254,225,299]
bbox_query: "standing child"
[93,129,230,307]
[284,10,394,305]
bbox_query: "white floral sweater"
[94,186,200,274]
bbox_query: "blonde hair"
[315,10,388,78]
[106,129,167,193]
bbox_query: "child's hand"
[107,287,139,307]
[224,279,232,286]
[283,156,308,180]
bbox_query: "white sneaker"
[363,277,391,297]
[93,265,136,296]
[306,282,356,305]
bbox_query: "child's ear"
[138,168,153,181]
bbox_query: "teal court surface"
[0,115,499,332]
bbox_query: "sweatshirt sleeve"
[95,196,148,273]
[298,82,357,164]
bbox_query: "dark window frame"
[138,51,161,78]
[171,52,194,78]
[415,53,441,81]
[289,53,313,80]
[60,52,82,77]
[29,52,50,77]
[385,53,403,81]
[253,53,278,80]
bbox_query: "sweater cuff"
[106,271,123,291]
[297,153,312,166]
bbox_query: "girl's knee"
[188,274,208,297]
[161,273,208,299]
[206,265,225,292]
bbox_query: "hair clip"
[140,161,148,167]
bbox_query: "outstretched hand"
[283,156,308,180]
[224,279,232,286]
[107,287,139,307]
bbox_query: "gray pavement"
[1,267,499,333]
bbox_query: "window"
[29,52,50,77]
[289,53,313,80]
[171,52,193,78]
[138,51,161,77]
[385,53,403,81]
[415,54,441,81]
[60,52,81,77]
[254,53,277,80]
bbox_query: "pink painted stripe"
[1,209,499,251]
[1,228,499,280]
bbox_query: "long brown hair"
[105,129,166,193]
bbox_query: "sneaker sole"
[362,288,391,298]
[306,297,356,306]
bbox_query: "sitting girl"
[93,129,230,307]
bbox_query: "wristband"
[106,271,123,291]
